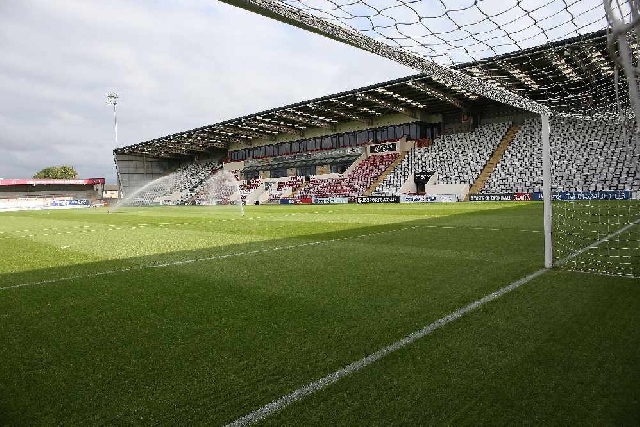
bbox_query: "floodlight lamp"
[106,92,119,106]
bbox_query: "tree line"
[33,165,78,179]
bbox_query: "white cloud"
[2,0,607,182]
[0,0,411,181]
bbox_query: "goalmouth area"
[1,203,638,424]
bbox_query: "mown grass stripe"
[225,268,548,427]
[0,224,540,292]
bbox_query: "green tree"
[33,165,78,179]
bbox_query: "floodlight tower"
[106,92,121,203]
[106,92,119,147]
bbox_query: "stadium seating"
[374,122,510,195]
[174,161,219,204]
[483,117,640,194]
[239,178,263,195]
[267,176,304,201]
[124,161,220,206]
[299,152,399,199]
[123,116,639,205]
[373,149,416,195]
[191,167,241,205]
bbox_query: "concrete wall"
[424,183,469,200]
[442,112,472,134]
[396,138,415,152]
[223,161,244,172]
[115,154,179,198]
[316,165,330,175]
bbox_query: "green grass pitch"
[0,203,638,425]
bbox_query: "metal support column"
[541,113,552,268]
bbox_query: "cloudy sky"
[0,0,412,182]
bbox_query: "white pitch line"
[225,268,548,427]
[0,224,544,292]
[225,219,640,426]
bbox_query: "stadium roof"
[115,29,623,158]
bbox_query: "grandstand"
[108,17,640,296]
[483,116,640,197]
[372,122,512,196]
[297,151,399,201]
[0,178,105,212]
[114,29,639,206]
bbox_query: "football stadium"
[1,1,640,425]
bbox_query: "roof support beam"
[275,110,337,131]
[150,150,192,158]
[407,80,468,110]
[207,142,228,149]
[215,125,276,140]
[318,100,374,125]
[183,145,210,153]
[163,145,196,155]
[162,133,212,151]
[199,130,245,145]
[357,93,418,118]
[169,135,206,148]
[496,61,541,90]
[245,119,304,136]
[167,142,209,153]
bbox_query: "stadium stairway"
[291,153,366,199]
[289,180,309,199]
[363,151,407,196]
[342,151,368,176]
[466,124,520,199]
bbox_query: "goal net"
[219,0,639,276]
[549,118,640,278]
